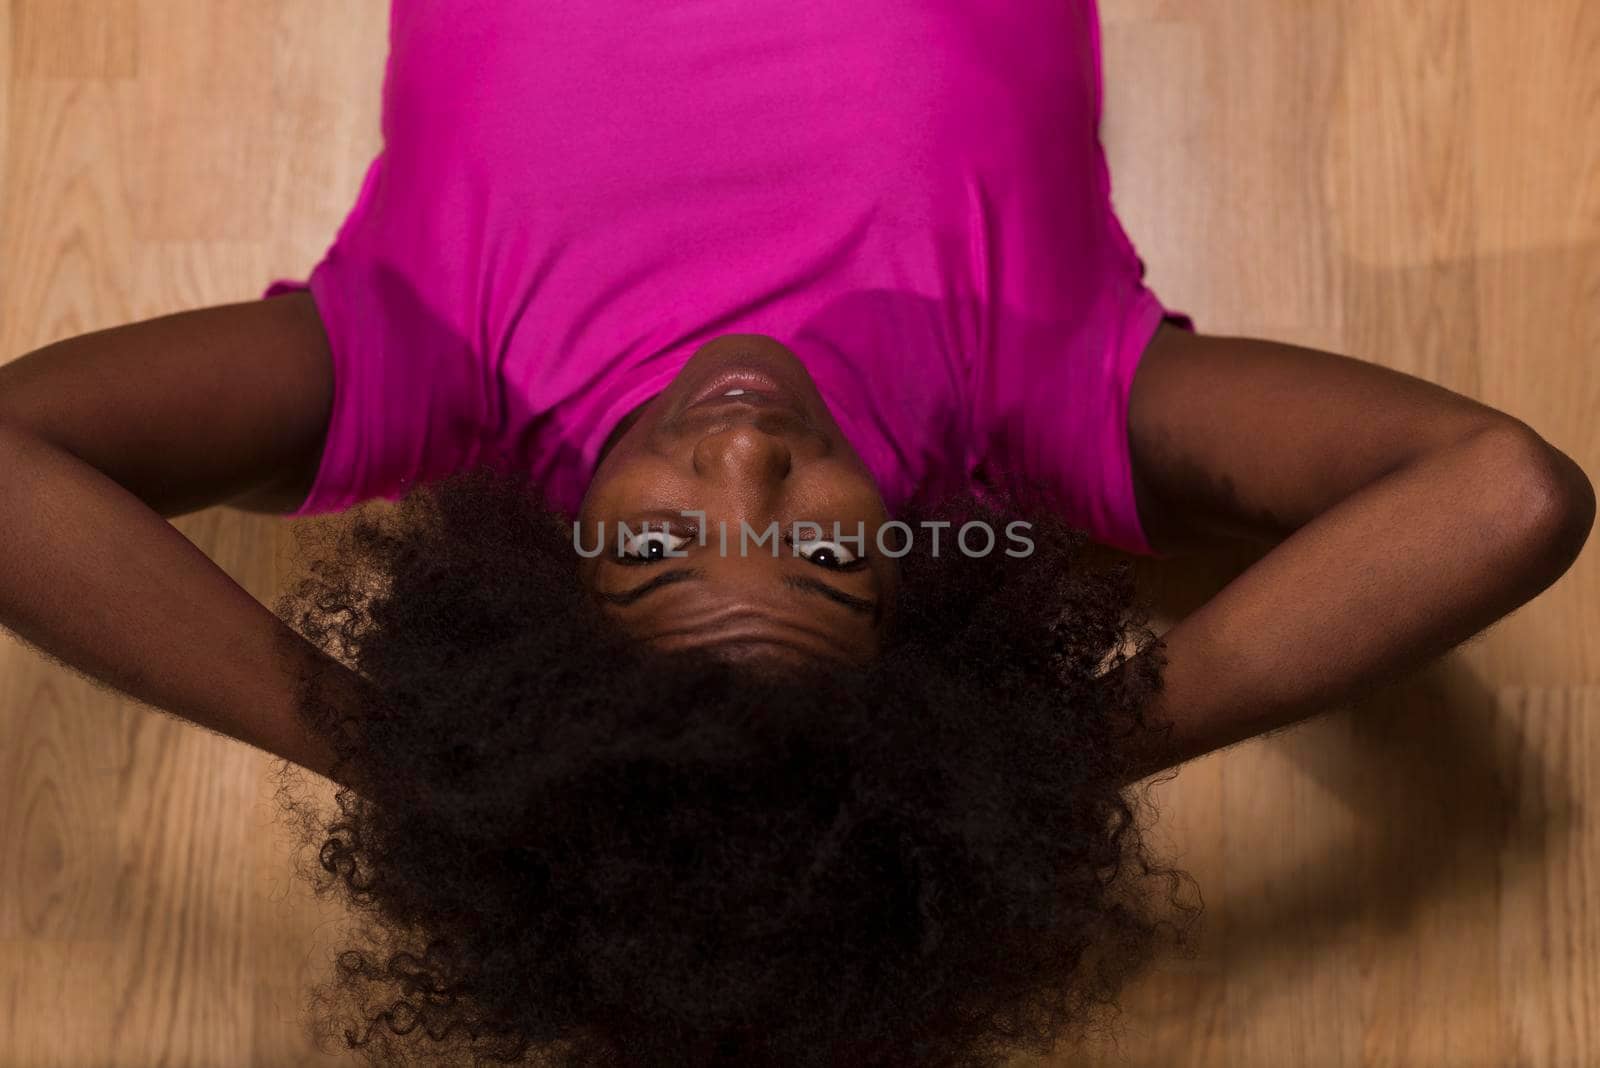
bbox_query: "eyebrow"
[597,566,878,617]
[782,574,877,617]
[596,567,706,607]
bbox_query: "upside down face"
[577,334,899,665]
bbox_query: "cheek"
[809,462,889,519]
[784,474,891,553]
[579,455,650,520]
[575,479,628,545]
[581,457,704,527]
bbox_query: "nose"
[692,424,793,486]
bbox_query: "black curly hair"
[271,463,1201,1067]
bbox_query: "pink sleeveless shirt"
[264,0,1193,556]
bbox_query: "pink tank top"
[264,0,1193,556]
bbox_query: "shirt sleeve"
[970,227,1194,559]
[260,152,494,517]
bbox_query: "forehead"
[591,560,883,662]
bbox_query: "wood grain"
[0,2,382,1064]
[0,1,1595,1064]
[1071,2,1600,1065]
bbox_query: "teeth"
[723,388,747,396]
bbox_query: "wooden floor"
[0,1,1595,1065]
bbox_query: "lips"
[684,370,806,417]
[687,393,783,416]
[686,370,787,407]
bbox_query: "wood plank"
[2,0,1596,1063]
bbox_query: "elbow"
[1471,421,1595,585]
[1541,455,1596,577]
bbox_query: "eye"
[792,536,863,571]
[617,526,693,562]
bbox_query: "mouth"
[686,392,784,414]
[684,370,806,416]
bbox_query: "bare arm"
[1114,324,1595,780]
[0,293,367,788]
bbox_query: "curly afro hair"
[271,463,1200,1068]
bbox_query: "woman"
[0,1,1591,1065]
